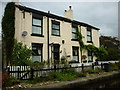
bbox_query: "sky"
[0,0,119,40]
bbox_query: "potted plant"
[82,55,87,63]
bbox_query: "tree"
[2,2,15,67]
[100,36,120,60]
[95,46,108,61]
[11,40,33,66]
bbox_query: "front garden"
[3,61,120,88]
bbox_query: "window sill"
[51,34,60,37]
[31,34,44,37]
[88,61,93,63]
[87,41,93,43]
[71,39,78,41]
[69,61,79,64]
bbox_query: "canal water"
[66,73,120,89]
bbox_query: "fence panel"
[7,61,119,80]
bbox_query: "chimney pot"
[65,10,67,12]
[69,6,72,9]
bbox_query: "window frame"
[32,43,43,62]
[87,27,92,43]
[51,20,60,36]
[71,24,78,41]
[72,46,79,63]
[88,51,93,62]
[31,13,43,37]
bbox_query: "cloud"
[0,2,118,39]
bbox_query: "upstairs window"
[32,43,43,62]
[87,27,92,42]
[72,24,78,40]
[52,20,60,36]
[32,13,43,36]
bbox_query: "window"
[88,51,93,62]
[87,27,92,42]
[72,24,78,40]
[72,46,79,62]
[32,43,43,62]
[32,13,43,36]
[52,20,60,36]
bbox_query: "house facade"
[14,5,100,64]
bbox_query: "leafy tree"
[2,2,15,67]
[100,36,120,60]
[11,40,33,66]
[95,46,108,61]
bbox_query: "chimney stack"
[69,6,72,9]
[64,6,73,20]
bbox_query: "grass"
[87,68,102,74]
[109,63,119,71]
[25,68,87,83]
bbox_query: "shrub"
[49,68,86,81]
[2,72,10,86]
[3,76,20,87]
[75,72,86,77]
[115,62,120,69]
[11,40,33,66]
[87,68,100,74]
[27,77,41,84]
[31,61,45,70]
[50,71,76,81]
[110,63,119,71]
[61,68,76,75]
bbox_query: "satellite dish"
[22,31,28,36]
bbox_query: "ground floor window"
[72,46,79,62]
[88,51,93,62]
[32,43,43,62]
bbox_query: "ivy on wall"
[2,2,15,66]
[77,29,108,61]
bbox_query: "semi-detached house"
[15,5,100,64]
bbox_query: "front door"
[53,44,60,62]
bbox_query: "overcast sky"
[0,0,118,40]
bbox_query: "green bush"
[50,71,76,81]
[11,40,33,66]
[75,72,86,77]
[3,76,20,87]
[87,68,100,74]
[110,63,119,71]
[61,68,76,75]
[115,62,120,69]
[49,68,86,81]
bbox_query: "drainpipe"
[80,25,82,63]
[47,11,50,64]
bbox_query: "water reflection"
[69,74,120,89]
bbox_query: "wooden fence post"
[92,63,94,69]
[30,68,34,80]
[101,63,103,70]
[82,64,84,71]
[17,67,20,79]
[7,67,10,74]
[54,65,56,71]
